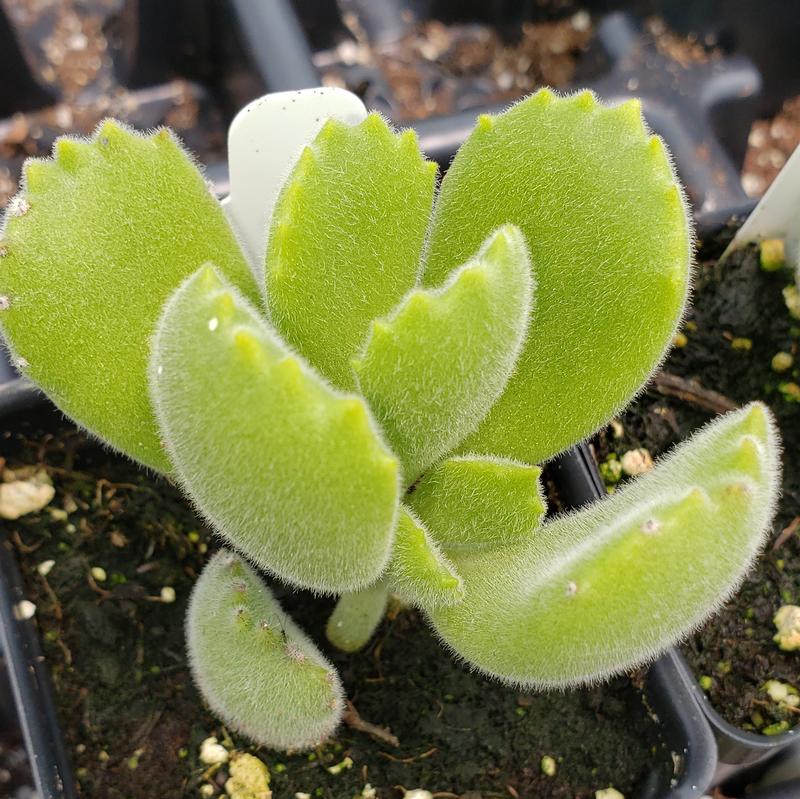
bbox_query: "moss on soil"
[1,412,668,798]
[594,229,800,734]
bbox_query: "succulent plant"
[0,87,781,751]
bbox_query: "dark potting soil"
[0,417,669,799]
[593,227,800,734]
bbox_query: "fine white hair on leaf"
[425,402,781,689]
[187,550,345,751]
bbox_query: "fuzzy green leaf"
[0,121,258,472]
[326,580,390,653]
[150,265,400,593]
[407,455,545,551]
[265,113,437,389]
[187,550,344,750]
[423,89,691,464]
[354,225,533,482]
[386,507,464,608]
[427,403,780,687]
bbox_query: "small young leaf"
[265,113,437,389]
[423,90,691,464]
[187,550,344,751]
[386,507,464,608]
[0,122,258,472]
[326,580,390,653]
[427,403,780,687]
[150,265,400,594]
[407,455,545,551]
[354,225,533,482]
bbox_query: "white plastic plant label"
[724,143,800,275]
[223,87,367,273]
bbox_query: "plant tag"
[723,144,800,273]
[223,88,367,271]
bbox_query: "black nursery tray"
[2,1,800,798]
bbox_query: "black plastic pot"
[0,384,74,799]
[1,1,800,797]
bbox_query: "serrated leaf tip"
[22,159,52,193]
[362,112,392,140]
[53,138,87,171]
[476,114,495,133]
[95,118,128,148]
[607,98,645,136]
[197,263,223,290]
[574,89,597,111]
[233,328,263,363]
[296,145,317,176]
[275,355,303,384]
[215,291,236,319]
[531,87,555,107]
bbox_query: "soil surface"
[1,415,669,799]
[742,95,800,198]
[315,13,593,122]
[593,226,800,733]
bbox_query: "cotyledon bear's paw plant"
[0,87,782,751]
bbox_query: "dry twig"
[343,700,400,747]
[651,372,737,414]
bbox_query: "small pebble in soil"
[199,736,229,766]
[90,566,106,581]
[620,448,653,476]
[160,585,176,603]
[402,791,434,799]
[596,789,625,799]
[672,331,688,348]
[326,756,353,775]
[13,600,36,620]
[760,239,787,272]
[764,679,799,706]
[225,753,271,799]
[782,285,800,319]
[773,604,800,651]
[540,754,557,776]
[36,559,55,576]
[772,351,794,372]
[0,471,55,519]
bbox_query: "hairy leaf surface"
[266,113,437,389]
[0,121,257,472]
[187,551,344,750]
[354,225,533,482]
[151,266,400,593]
[428,403,780,687]
[424,89,691,464]
[407,455,545,551]
[386,507,464,608]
